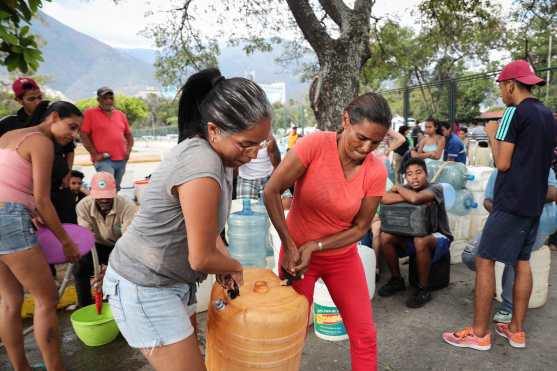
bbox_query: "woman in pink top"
[0,101,81,371]
[264,93,391,371]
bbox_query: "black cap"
[97,86,114,97]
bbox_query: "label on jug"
[313,303,347,336]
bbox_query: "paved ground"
[2,253,556,371]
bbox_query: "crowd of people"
[0,59,555,371]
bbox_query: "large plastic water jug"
[449,189,478,216]
[251,197,274,257]
[533,203,557,249]
[206,268,308,370]
[495,246,551,308]
[434,162,473,190]
[466,167,495,192]
[227,199,268,267]
[426,159,443,181]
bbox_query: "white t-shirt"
[239,147,274,180]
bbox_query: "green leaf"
[20,25,29,36]
[0,28,19,45]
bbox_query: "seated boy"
[378,158,453,308]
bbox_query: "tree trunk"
[286,0,373,132]
[310,45,365,131]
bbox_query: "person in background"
[265,92,392,371]
[81,87,134,190]
[0,101,81,371]
[410,125,424,148]
[440,121,467,164]
[443,60,555,351]
[103,68,271,371]
[73,172,136,308]
[411,118,445,161]
[392,125,411,184]
[287,126,301,151]
[378,158,453,308]
[0,77,42,136]
[69,170,88,204]
[236,135,281,199]
[459,127,470,154]
[462,169,557,323]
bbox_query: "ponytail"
[178,68,271,143]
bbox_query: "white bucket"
[495,245,551,309]
[313,279,348,341]
[357,244,376,299]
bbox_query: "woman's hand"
[281,238,300,275]
[294,241,318,274]
[410,149,418,158]
[62,240,80,263]
[216,269,244,290]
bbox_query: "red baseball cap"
[496,60,545,86]
[12,77,40,98]
[90,172,117,199]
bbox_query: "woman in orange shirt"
[264,93,391,371]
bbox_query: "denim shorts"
[478,210,539,265]
[103,265,197,349]
[0,202,37,254]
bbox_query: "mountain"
[0,12,159,100]
[1,12,310,101]
[117,43,312,100]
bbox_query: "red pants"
[280,247,377,371]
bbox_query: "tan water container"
[495,245,551,308]
[206,268,309,371]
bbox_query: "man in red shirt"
[81,87,134,190]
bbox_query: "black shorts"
[477,210,539,265]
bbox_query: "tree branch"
[285,0,332,54]
[318,0,350,28]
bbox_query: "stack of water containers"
[227,198,269,268]
[426,160,481,263]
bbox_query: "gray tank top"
[109,137,233,287]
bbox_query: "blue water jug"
[250,197,274,257]
[533,202,557,249]
[227,199,268,267]
[449,189,478,216]
[433,162,473,190]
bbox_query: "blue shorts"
[398,234,451,263]
[0,202,37,254]
[103,265,197,349]
[477,210,539,265]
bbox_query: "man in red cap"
[443,60,556,350]
[0,77,42,136]
[73,172,136,308]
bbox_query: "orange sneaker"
[442,327,491,351]
[495,323,526,348]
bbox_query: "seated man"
[69,170,88,205]
[378,158,453,308]
[462,168,557,323]
[73,172,137,307]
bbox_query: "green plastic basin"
[70,303,119,347]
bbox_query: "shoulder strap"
[15,131,44,150]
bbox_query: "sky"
[42,0,514,50]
